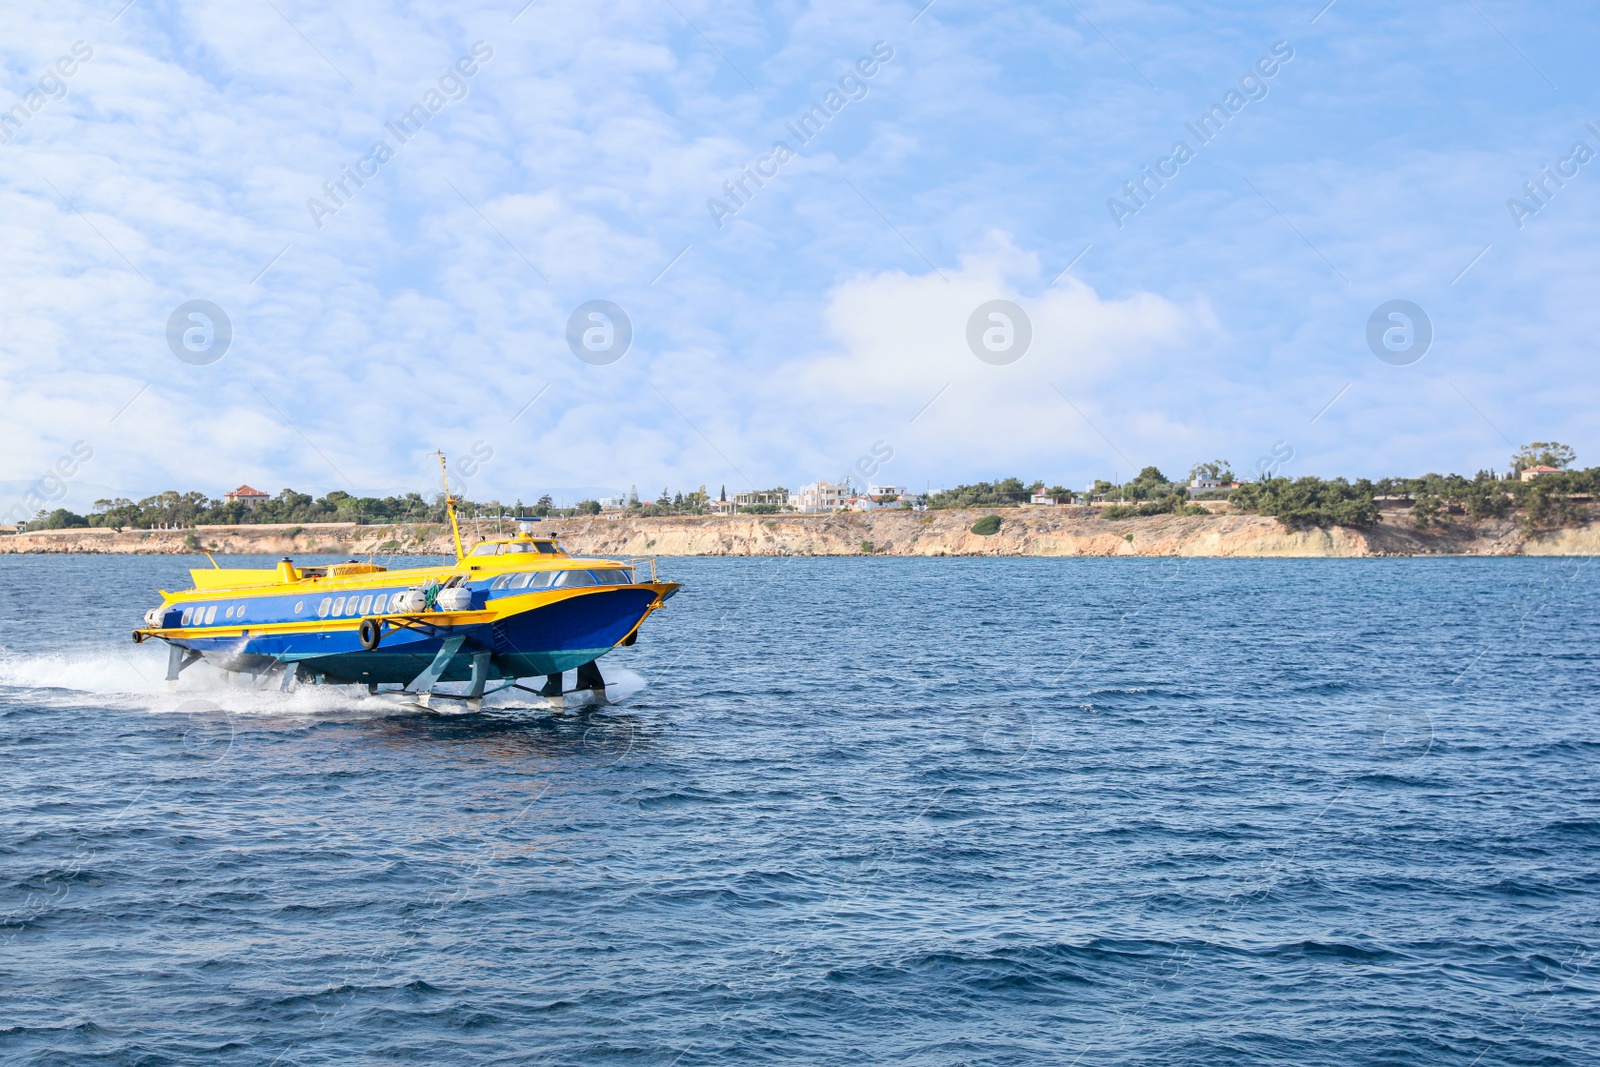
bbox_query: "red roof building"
[225,485,270,507]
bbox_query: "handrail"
[623,557,659,583]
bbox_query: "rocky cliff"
[3,509,1595,557]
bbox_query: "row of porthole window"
[318,593,388,619]
[182,600,305,626]
[180,605,229,626]
[488,568,633,592]
[181,594,384,626]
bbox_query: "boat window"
[372,594,387,613]
[503,542,534,553]
[181,608,193,626]
[224,606,234,619]
[332,596,346,615]
[347,597,362,616]
[204,606,217,625]
[591,569,633,585]
[470,543,498,556]
[552,569,596,588]
[318,598,332,618]
[359,595,374,615]
[236,605,247,620]
[294,601,304,615]
[536,541,559,554]
[489,575,510,590]
[508,572,532,589]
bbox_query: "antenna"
[435,451,466,564]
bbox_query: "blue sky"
[1,0,1597,511]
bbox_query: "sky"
[1,0,1597,513]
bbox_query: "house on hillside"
[1187,478,1244,499]
[734,488,789,508]
[224,485,269,509]
[791,481,849,513]
[1520,465,1562,482]
[851,484,922,510]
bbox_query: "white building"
[791,481,850,513]
[734,488,789,508]
[1186,478,1241,499]
[851,484,925,511]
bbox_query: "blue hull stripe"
[172,588,657,684]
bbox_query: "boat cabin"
[467,535,565,558]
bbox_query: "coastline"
[3,509,1597,557]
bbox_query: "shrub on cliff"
[932,479,1029,509]
[970,515,1003,536]
[1230,477,1378,528]
[1100,493,1203,520]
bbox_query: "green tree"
[927,478,1030,509]
[1188,459,1234,483]
[1511,442,1576,473]
[37,508,89,529]
[1123,466,1179,502]
[1411,493,1441,529]
[1229,477,1379,528]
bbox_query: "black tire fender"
[358,617,382,651]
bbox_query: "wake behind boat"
[132,456,680,709]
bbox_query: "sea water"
[0,554,1596,1065]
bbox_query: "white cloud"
[748,231,1208,482]
[0,0,1596,516]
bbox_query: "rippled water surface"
[1,554,1598,1065]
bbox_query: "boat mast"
[436,451,466,564]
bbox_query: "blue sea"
[1,554,1597,1065]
